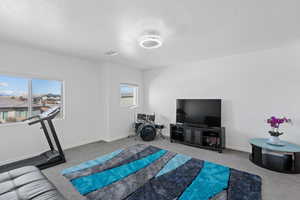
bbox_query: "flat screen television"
[176,99,221,127]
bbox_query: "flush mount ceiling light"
[138,34,163,49]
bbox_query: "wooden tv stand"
[170,123,225,153]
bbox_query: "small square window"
[120,84,138,107]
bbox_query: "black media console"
[170,123,225,153]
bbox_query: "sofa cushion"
[0,166,65,200]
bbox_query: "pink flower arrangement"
[267,116,292,137]
[267,117,292,128]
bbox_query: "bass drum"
[138,123,156,141]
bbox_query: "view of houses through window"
[0,75,63,124]
[120,84,138,107]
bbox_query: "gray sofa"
[0,166,65,200]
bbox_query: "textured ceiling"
[0,0,300,69]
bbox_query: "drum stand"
[155,124,165,139]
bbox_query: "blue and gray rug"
[62,144,261,200]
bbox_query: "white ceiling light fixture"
[138,30,163,49]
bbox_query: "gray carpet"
[43,137,300,200]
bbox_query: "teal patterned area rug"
[62,144,261,200]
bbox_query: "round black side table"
[249,138,300,174]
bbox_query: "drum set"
[134,113,165,141]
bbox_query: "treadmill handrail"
[22,115,40,122]
[28,118,43,126]
[24,106,60,126]
[28,109,60,125]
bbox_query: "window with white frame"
[0,75,63,124]
[120,84,138,107]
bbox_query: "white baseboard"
[0,138,105,166]
[226,145,251,153]
[0,152,39,166]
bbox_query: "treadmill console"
[24,106,61,125]
[39,106,60,119]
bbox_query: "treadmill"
[0,106,66,173]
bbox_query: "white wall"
[105,62,144,141]
[144,42,300,152]
[0,43,107,163]
[0,42,144,164]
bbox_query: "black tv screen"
[176,99,221,127]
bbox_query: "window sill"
[120,105,140,109]
[0,117,65,127]
[0,121,28,127]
